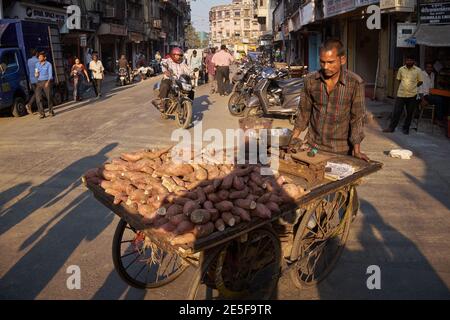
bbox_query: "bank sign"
[420,2,450,24]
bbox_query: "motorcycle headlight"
[181,83,192,91]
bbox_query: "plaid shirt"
[295,69,366,154]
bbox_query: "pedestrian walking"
[34,51,54,118]
[205,48,217,94]
[188,50,202,88]
[25,48,39,114]
[89,52,105,98]
[383,55,423,135]
[212,45,234,96]
[71,57,90,101]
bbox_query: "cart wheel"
[289,187,354,289]
[112,219,187,289]
[187,227,281,300]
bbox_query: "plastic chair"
[415,104,436,133]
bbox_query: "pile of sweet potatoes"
[83,146,308,246]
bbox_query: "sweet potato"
[169,213,189,225]
[190,209,211,224]
[166,204,183,217]
[175,221,195,235]
[100,180,114,190]
[215,200,234,212]
[183,200,201,216]
[207,193,221,203]
[220,174,235,190]
[173,197,192,206]
[233,215,241,225]
[193,222,215,238]
[104,163,127,171]
[138,204,158,219]
[156,163,194,177]
[246,194,259,202]
[201,164,220,179]
[217,189,230,201]
[251,203,272,219]
[113,194,128,205]
[129,189,149,203]
[203,200,214,210]
[233,176,245,191]
[257,193,272,204]
[234,199,257,210]
[277,175,293,186]
[170,233,196,246]
[215,219,225,231]
[208,208,220,221]
[143,146,173,160]
[172,176,186,187]
[220,165,232,175]
[104,188,123,198]
[154,222,177,234]
[229,187,249,200]
[266,202,281,214]
[100,170,120,181]
[192,164,208,181]
[162,176,181,193]
[213,178,222,190]
[234,166,254,177]
[221,212,236,226]
[111,158,130,166]
[231,207,251,222]
[196,188,207,204]
[121,151,145,162]
[250,172,264,186]
[174,189,197,200]
[269,194,283,204]
[203,184,216,194]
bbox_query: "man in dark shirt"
[290,39,369,161]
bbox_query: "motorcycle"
[117,66,132,86]
[228,62,261,117]
[151,64,194,129]
[134,65,155,80]
[244,66,304,125]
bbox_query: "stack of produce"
[83,147,308,245]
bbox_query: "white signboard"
[397,23,417,48]
[324,0,355,18]
[80,34,87,47]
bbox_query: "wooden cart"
[83,155,382,300]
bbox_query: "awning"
[413,24,450,47]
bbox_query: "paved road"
[0,76,449,299]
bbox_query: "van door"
[0,49,27,108]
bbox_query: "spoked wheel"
[187,227,281,300]
[289,187,355,288]
[112,219,188,289]
[176,99,193,129]
[228,92,247,116]
[244,106,264,118]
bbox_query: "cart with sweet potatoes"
[82,152,382,300]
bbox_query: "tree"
[185,24,201,49]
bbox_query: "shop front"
[97,23,127,73]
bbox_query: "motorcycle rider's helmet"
[170,47,184,64]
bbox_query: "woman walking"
[71,58,90,101]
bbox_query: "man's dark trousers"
[216,66,230,95]
[35,80,53,116]
[388,97,418,131]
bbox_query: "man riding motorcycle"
[156,47,192,111]
[118,55,132,82]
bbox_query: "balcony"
[128,18,145,33]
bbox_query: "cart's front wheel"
[289,187,355,289]
[112,219,187,289]
[187,227,281,300]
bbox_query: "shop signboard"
[420,2,450,25]
[324,0,355,18]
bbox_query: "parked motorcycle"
[244,66,304,124]
[151,64,194,129]
[228,62,261,116]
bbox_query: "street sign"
[80,34,87,47]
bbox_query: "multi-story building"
[209,0,262,53]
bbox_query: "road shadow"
[315,199,450,299]
[192,94,213,123]
[0,143,119,299]
[0,183,32,212]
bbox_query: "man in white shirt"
[419,62,444,123]
[188,50,202,87]
[89,52,104,98]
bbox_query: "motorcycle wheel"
[176,100,193,129]
[228,92,247,117]
[244,106,263,118]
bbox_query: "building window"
[234,20,239,26]
[244,30,250,37]
[244,19,250,29]
[244,9,250,17]
[226,30,230,37]
[260,0,264,7]
[234,11,240,17]
[225,11,230,18]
